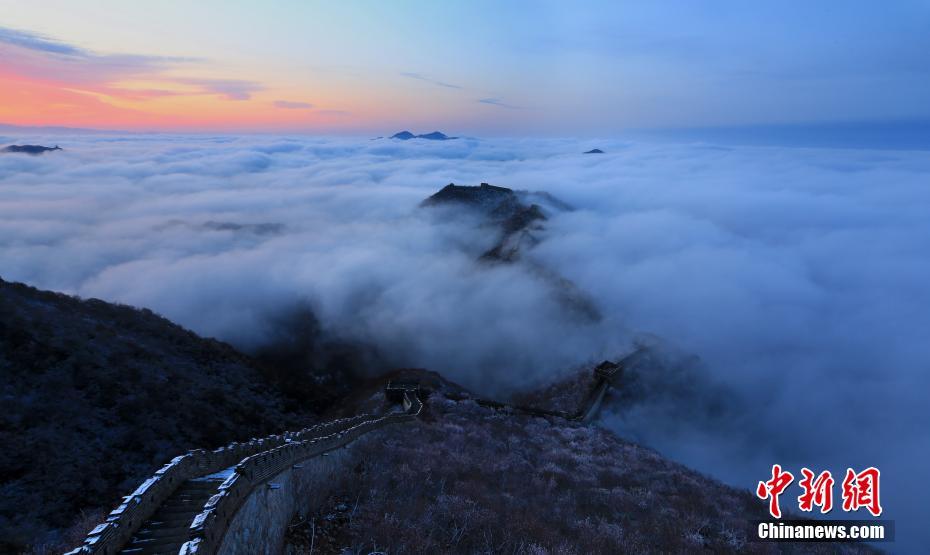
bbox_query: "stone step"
[134,526,192,539]
[161,499,209,510]
[169,491,214,499]
[156,506,205,516]
[169,488,218,499]
[141,518,194,530]
[119,550,183,555]
[169,488,213,497]
[181,480,224,489]
[151,506,202,516]
[116,474,227,554]
[145,515,197,527]
[178,484,216,489]
[125,534,189,549]
[119,545,184,555]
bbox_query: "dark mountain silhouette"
[423,182,520,210]
[421,183,601,321]
[390,130,457,140]
[584,148,604,154]
[422,183,547,261]
[416,131,454,140]
[0,278,319,552]
[2,144,62,155]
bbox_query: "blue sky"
[0,0,928,135]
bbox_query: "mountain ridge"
[2,144,62,155]
[390,130,457,140]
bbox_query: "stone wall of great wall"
[213,439,357,555]
[65,353,631,555]
[181,397,421,555]
[66,389,421,555]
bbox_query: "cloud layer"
[0,134,928,546]
[273,100,314,110]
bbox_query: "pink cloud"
[0,26,260,101]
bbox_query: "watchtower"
[385,379,422,411]
[593,360,623,384]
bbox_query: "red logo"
[842,467,883,516]
[757,464,794,518]
[758,465,882,518]
[798,468,834,513]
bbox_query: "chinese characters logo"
[756,465,881,518]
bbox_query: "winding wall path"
[67,352,632,555]
[66,388,421,555]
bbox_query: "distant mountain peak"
[2,144,63,155]
[390,130,457,141]
[417,131,451,140]
[420,182,599,320]
[422,182,515,210]
[584,148,604,154]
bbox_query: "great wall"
[65,354,630,555]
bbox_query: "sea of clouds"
[1,133,928,546]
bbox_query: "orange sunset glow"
[0,70,352,131]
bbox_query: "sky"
[1,0,929,134]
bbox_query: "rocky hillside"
[285,370,876,554]
[0,278,317,553]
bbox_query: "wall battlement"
[65,389,422,555]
